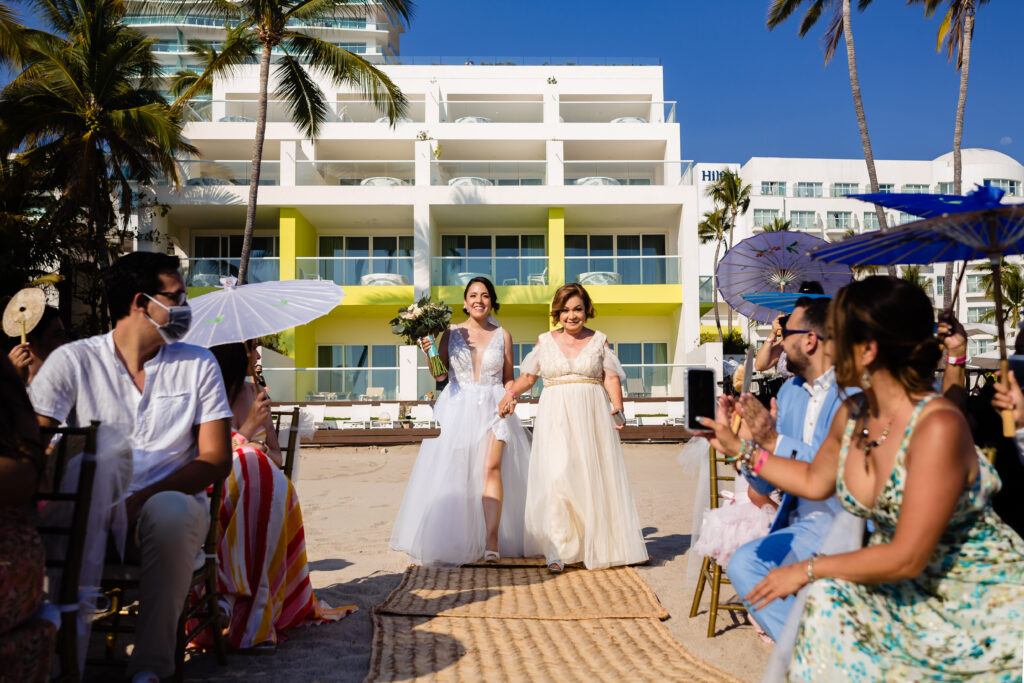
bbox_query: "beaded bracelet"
[806,552,822,583]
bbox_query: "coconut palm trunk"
[944,4,974,310]
[840,0,895,278]
[712,238,724,342]
[238,43,273,285]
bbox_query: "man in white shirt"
[723,297,846,641]
[30,252,233,683]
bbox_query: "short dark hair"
[462,276,499,314]
[794,296,829,337]
[102,252,182,322]
[551,283,595,325]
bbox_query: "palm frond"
[272,52,329,138]
[170,31,258,107]
[284,33,407,123]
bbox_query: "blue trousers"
[725,514,831,641]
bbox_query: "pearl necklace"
[860,418,892,472]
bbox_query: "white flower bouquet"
[389,296,452,376]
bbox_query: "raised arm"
[747,405,975,608]
[754,314,785,372]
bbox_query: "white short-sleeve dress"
[520,330,648,569]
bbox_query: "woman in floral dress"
[701,276,1024,680]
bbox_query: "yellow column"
[548,207,565,286]
[278,208,317,399]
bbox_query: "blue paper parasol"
[810,199,1024,436]
[847,184,1006,220]
[715,232,853,324]
[741,292,832,317]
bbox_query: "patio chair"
[370,403,399,428]
[358,386,385,402]
[35,421,99,681]
[271,407,300,480]
[408,403,435,428]
[625,377,647,397]
[94,480,227,682]
[527,268,548,286]
[688,446,747,637]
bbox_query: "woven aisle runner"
[365,561,741,682]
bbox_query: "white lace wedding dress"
[389,325,532,567]
[521,331,648,569]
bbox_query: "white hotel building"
[127,7,1019,403]
[694,148,1024,358]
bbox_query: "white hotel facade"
[127,7,1018,401]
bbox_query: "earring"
[861,369,872,390]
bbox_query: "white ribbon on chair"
[678,437,712,583]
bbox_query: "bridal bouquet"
[389,296,452,376]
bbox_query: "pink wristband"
[506,389,516,396]
[947,355,966,366]
[752,448,770,475]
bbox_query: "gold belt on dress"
[543,378,602,387]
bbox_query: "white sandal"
[483,550,500,563]
[547,560,564,573]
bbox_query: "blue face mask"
[144,294,192,343]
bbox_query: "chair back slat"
[272,407,300,480]
[707,446,736,510]
[35,420,100,681]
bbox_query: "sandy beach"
[184,443,771,682]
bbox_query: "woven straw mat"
[365,612,740,683]
[377,564,669,620]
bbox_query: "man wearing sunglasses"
[30,252,233,683]
[721,297,848,642]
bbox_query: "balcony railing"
[127,15,390,30]
[381,56,661,66]
[182,257,279,287]
[699,275,714,302]
[295,160,415,186]
[439,100,544,123]
[295,256,413,286]
[264,367,401,402]
[564,161,683,186]
[180,98,416,124]
[558,100,676,123]
[565,255,680,285]
[431,256,548,287]
[431,161,546,186]
[165,160,280,186]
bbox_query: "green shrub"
[699,329,750,354]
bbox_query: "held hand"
[419,336,433,355]
[241,387,272,437]
[745,562,809,611]
[992,370,1024,430]
[497,394,516,418]
[7,343,31,382]
[737,393,778,449]
[770,314,784,340]
[695,396,743,457]
[611,408,624,431]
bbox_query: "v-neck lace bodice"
[447,325,504,386]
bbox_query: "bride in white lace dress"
[499,283,648,572]
[390,278,531,567]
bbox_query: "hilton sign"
[701,170,726,182]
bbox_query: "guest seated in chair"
[29,252,234,683]
[208,341,355,652]
[0,356,56,680]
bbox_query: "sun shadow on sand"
[308,557,354,572]
[642,527,691,567]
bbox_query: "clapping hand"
[992,370,1024,431]
[737,394,779,449]
[696,395,745,458]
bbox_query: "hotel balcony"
[564,161,686,186]
[439,99,544,124]
[295,256,413,286]
[180,98,425,124]
[565,255,680,286]
[160,159,280,187]
[431,256,548,287]
[558,100,676,124]
[431,161,546,186]
[182,256,279,288]
[296,160,415,186]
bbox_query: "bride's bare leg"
[483,434,504,552]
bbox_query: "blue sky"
[401,1,1024,164]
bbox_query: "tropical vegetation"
[698,207,729,342]
[170,0,413,283]
[704,169,751,335]
[980,262,1024,331]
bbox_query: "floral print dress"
[788,395,1024,681]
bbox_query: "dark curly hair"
[829,276,942,396]
[550,283,596,325]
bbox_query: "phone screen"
[686,368,716,430]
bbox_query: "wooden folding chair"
[93,483,227,682]
[688,446,748,637]
[35,421,100,682]
[271,407,300,480]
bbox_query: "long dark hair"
[829,276,942,395]
[210,342,250,402]
[462,276,500,314]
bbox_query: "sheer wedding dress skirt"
[390,327,531,568]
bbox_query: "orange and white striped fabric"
[215,443,355,648]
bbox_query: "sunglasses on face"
[781,328,812,339]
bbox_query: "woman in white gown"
[499,283,648,572]
[390,277,532,567]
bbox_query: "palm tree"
[900,265,929,290]
[762,217,792,232]
[705,169,751,333]
[0,0,194,330]
[767,0,896,278]
[0,2,26,65]
[912,0,989,309]
[980,263,1024,331]
[173,0,413,284]
[698,207,729,342]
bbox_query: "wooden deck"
[303,423,692,446]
